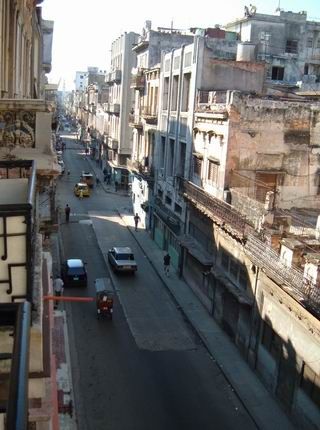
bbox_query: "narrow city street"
[55,134,257,430]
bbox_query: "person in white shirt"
[53,277,64,309]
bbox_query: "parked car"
[58,159,65,174]
[74,182,90,197]
[80,171,94,188]
[108,247,137,274]
[61,259,87,287]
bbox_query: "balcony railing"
[141,107,158,125]
[106,69,122,84]
[179,178,247,239]
[131,70,145,89]
[179,177,320,318]
[128,113,143,128]
[106,103,120,114]
[127,157,154,179]
[108,138,118,150]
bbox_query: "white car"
[58,159,65,174]
[108,247,137,274]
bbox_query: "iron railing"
[179,178,247,239]
[0,302,31,430]
[179,178,320,317]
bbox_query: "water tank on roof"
[236,42,257,62]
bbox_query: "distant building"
[75,71,88,91]
[226,10,320,92]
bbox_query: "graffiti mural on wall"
[0,111,35,150]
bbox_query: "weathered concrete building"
[153,33,263,270]
[129,21,194,230]
[105,31,139,187]
[226,9,320,92]
[193,91,320,228]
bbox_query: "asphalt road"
[56,133,257,430]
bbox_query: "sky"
[41,0,320,90]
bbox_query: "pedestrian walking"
[134,213,141,231]
[65,204,71,223]
[96,177,100,186]
[163,252,171,277]
[114,180,118,192]
[53,276,64,309]
[79,189,84,199]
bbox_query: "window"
[300,363,320,408]
[193,156,202,176]
[304,64,309,75]
[285,40,298,54]
[230,258,238,279]
[165,195,172,205]
[174,203,182,214]
[184,52,192,67]
[221,251,229,270]
[167,139,175,176]
[80,75,83,79]
[181,73,191,112]
[271,67,284,81]
[177,142,186,177]
[261,321,282,359]
[157,189,163,198]
[160,136,166,168]
[171,75,179,111]
[208,161,219,184]
[307,38,313,48]
[317,39,320,49]
[163,77,169,110]
[239,267,248,290]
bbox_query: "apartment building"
[226,9,320,92]
[105,31,139,187]
[153,31,254,269]
[75,71,88,92]
[129,21,194,229]
[0,1,58,428]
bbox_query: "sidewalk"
[117,209,295,430]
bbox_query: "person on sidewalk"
[53,276,64,309]
[163,252,171,277]
[65,204,71,223]
[134,213,141,231]
[114,180,118,192]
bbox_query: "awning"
[179,234,213,266]
[211,267,253,306]
[193,152,203,159]
[207,156,220,164]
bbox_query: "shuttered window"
[193,156,202,176]
[208,161,218,183]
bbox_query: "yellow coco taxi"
[74,182,90,197]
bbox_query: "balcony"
[131,70,145,89]
[108,138,118,150]
[106,69,122,84]
[179,178,247,239]
[127,157,154,181]
[141,107,158,125]
[129,113,143,129]
[0,160,37,303]
[109,103,120,114]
